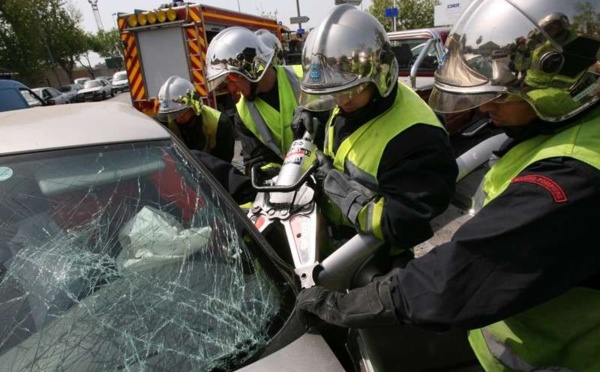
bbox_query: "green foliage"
[45,2,89,82]
[0,0,89,85]
[367,0,439,32]
[258,9,278,21]
[0,0,49,84]
[573,1,600,36]
[88,28,123,59]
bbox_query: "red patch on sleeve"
[511,175,567,203]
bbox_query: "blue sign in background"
[385,7,399,17]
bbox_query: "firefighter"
[255,28,286,65]
[524,12,578,91]
[295,5,457,259]
[205,26,327,175]
[157,76,235,163]
[509,36,531,81]
[297,1,600,370]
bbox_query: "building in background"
[434,0,475,27]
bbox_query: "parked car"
[111,71,129,93]
[76,79,114,102]
[0,101,346,371]
[491,49,508,59]
[74,77,91,86]
[32,86,70,105]
[96,75,113,84]
[58,83,84,103]
[0,79,45,112]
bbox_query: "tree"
[0,0,88,84]
[0,0,89,85]
[89,28,123,59]
[42,1,90,83]
[573,1,600,36]
[87,28,124,71]
[255,5,278,21]
[0,0,49,84]
[77,47,98,79]
[367,0,439,32]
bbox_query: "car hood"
[113,79,129,85]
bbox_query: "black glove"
[314,150,333,188]
[295,280,400,329]
[291,107,320,139]
[323,170,376,228]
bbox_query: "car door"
[39,88,52,103]
[46,87,65,104]
[0,87,40,111]
[101,79,112,96]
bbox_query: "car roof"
[0,79,29,90]
[0,101,170,156]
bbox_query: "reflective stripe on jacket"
[322,83,443,239]
[167,105,221,153]
[236,65,302,157]
[469,107,600,372]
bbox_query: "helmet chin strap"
[246,66,275,101]
[246,82,259,101]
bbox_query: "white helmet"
[205,27,275,92]
[255,29,285,65]
[156,76,195,123]
[429,0,600,123]
[300,5,398,98]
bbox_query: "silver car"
[111,70,130,93]
[74,77,91,86]
[58,83,84,103]
[0,101,343,372]
[76,79,114,102]
[31,86,70,105]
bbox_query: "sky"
[76,0,374,65]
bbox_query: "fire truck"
[117,2,282,118]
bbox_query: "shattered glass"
[0,141,292,371]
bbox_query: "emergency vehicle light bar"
[127,8,177,28]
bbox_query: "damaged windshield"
[0,141,293,371]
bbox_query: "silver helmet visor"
[429,0,596,115]
[301,15,384,94]
[205,28,274,92]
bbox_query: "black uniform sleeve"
[192,151,255,205]
[234,112,283,173]
[311,110,330,149]
[389,157,600,329]
[377,124,458,248]
[212,113,235,164]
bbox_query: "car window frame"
[21,88,45,107]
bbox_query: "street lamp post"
[295,0,303,32]
[111,12,119,30]
[393,0,397,32]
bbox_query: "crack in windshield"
[0,142,284,371]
